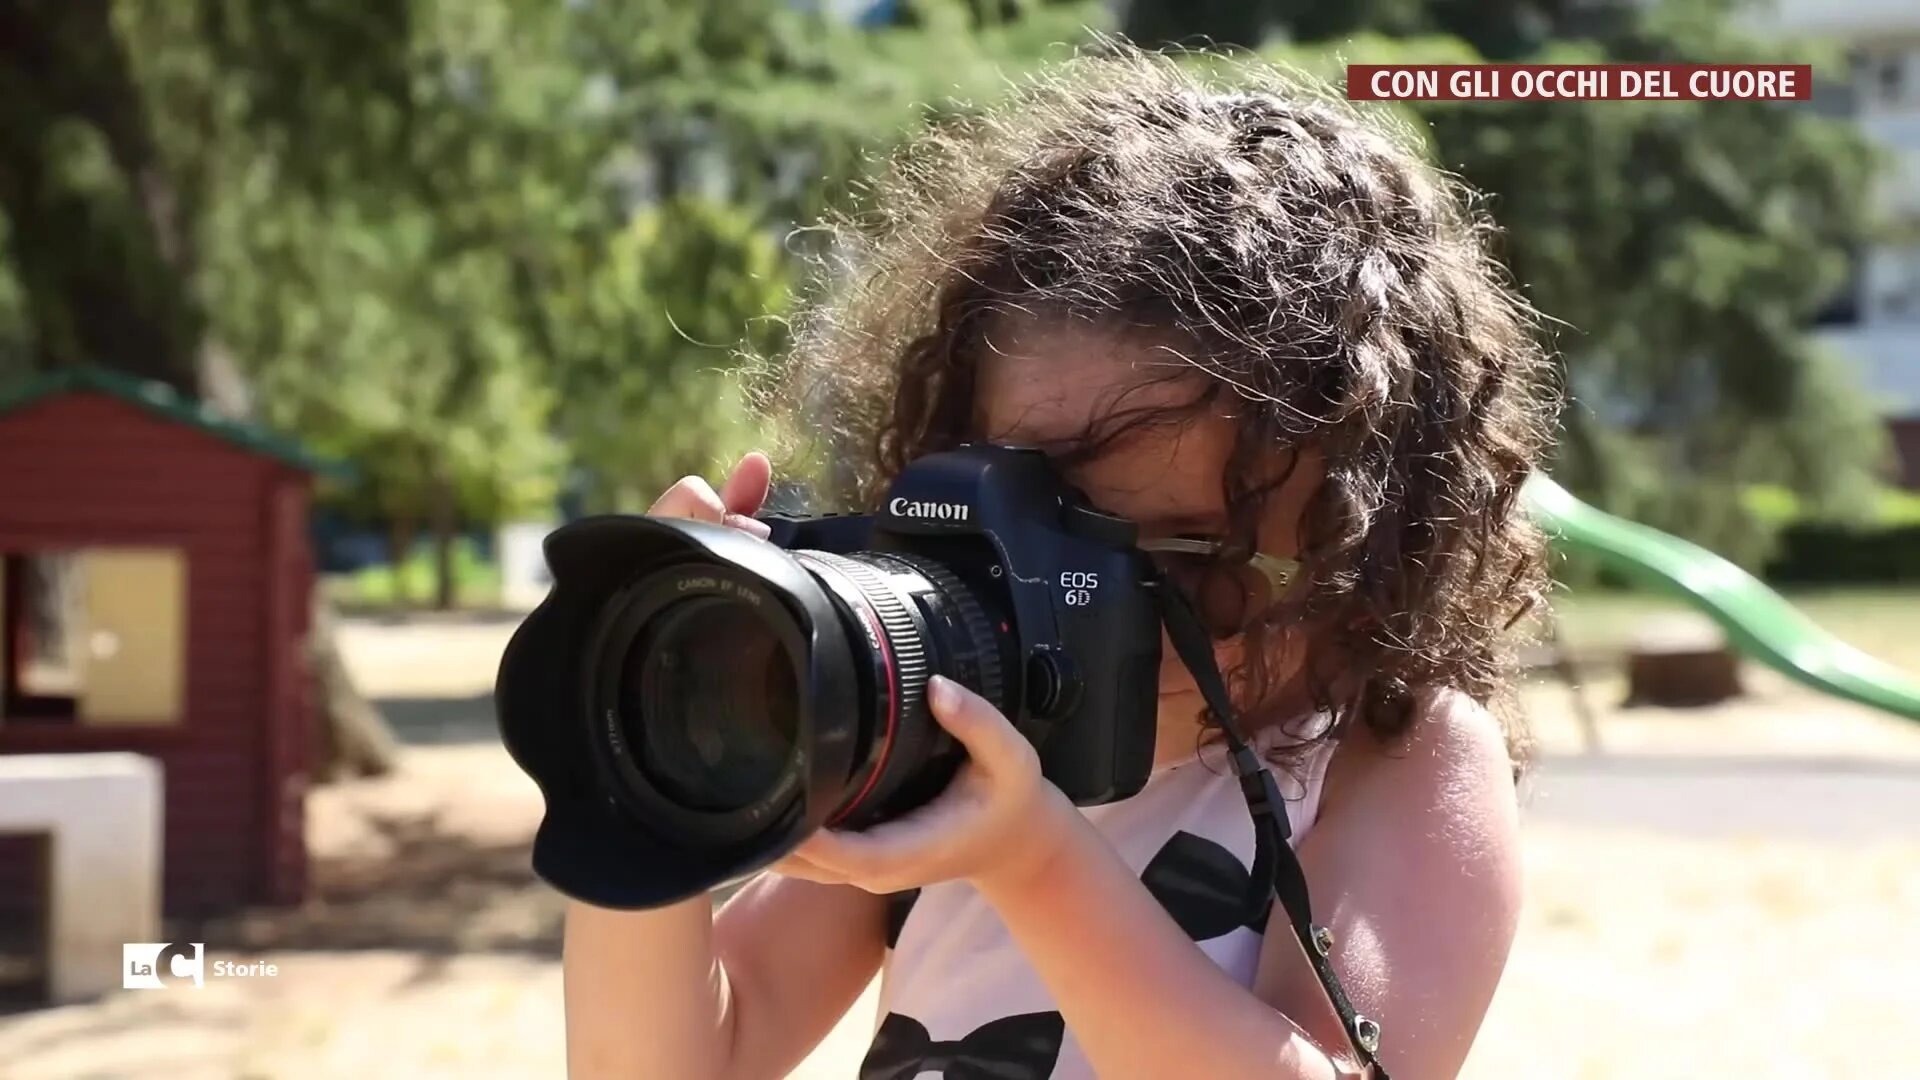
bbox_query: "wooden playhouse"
[0,366,332,918]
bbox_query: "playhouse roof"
[0,365,346,477]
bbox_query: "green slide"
[1522,474,1920,722]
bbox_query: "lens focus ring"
[797,552,929,740]
[874,553,1004,712]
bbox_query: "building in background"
[0,367,330,925]
[1763,0,1920,487]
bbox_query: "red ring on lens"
[825,596,899,826]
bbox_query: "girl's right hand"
[647,451,774,539]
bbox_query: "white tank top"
[859,723,1337,1080]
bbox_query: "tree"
[188,0,592,608]
[523,0,1104,503]
[1210,0,1885,568]
[0,1,208,388]
[748,0,1884,568]
[1125,0,1623,57]
[0,1,437,772]
[532,197,793,512]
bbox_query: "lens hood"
[494,515,861,910]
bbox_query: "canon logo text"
[888,497,970,522]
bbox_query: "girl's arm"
[978,690,1522,1080]
[796,680,1521,1080]
[1256,691,1523,1078]
[561,455,890,1078]
[562,875,887,1080]
[974,799,1355,1079]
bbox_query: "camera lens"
[518,517,1022,912]
[791,550,1011,828]
[498,451,1167,913]
[590,548,1011,846]
[623,597,799,813]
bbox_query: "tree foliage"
[1245,0,1884,566]
[0,0,1889,588]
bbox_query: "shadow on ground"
[333,606,530,627]
[374,694,500,745]
[187,808,562,959]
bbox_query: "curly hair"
[758,47,1560,755]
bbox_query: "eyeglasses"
[1137,537,1300,639]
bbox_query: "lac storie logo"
[123,942,205,989]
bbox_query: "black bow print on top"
[1140,830,1268,942]
[859,1010,1065,1080]
[885,888,921,950]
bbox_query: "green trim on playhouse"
[0,365,348,478]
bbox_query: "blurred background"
[0,0,1916,1077]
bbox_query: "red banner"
[1346,64,1813,102]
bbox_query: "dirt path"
[1,615,1917,1078]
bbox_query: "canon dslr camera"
[495,444,1164,909]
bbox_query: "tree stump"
[1622,615,1742,708]
[309,591,400,780]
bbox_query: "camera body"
[495,444,1164,910]
[761,444,1164,806]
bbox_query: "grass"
[324,539,503,609]
[1551,586,1920,677]
[1741,484,1920,528]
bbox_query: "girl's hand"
[647,451,773,538]
[774,676,1085,895]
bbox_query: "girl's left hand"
[772,675,1083,896]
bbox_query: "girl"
[565,48,1555,1080]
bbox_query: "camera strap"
[1158,586,1390,1079]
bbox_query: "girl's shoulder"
[1318,686,1516,822]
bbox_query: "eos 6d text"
[1060,571,1098,606]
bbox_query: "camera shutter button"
[1025,646,1081,720]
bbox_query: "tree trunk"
[308,590,399,779]
[428,473,458,611]
[387,517,417,608]
[0,0,402,779]
[0,0,205,385]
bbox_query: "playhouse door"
[77,548,187,725]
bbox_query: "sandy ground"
[2,614,1918,1078]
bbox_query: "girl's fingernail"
[928,676,957,711]
[725,513,772,539]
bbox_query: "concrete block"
[0,752,162,1002]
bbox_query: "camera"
[495,444,1164,909]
